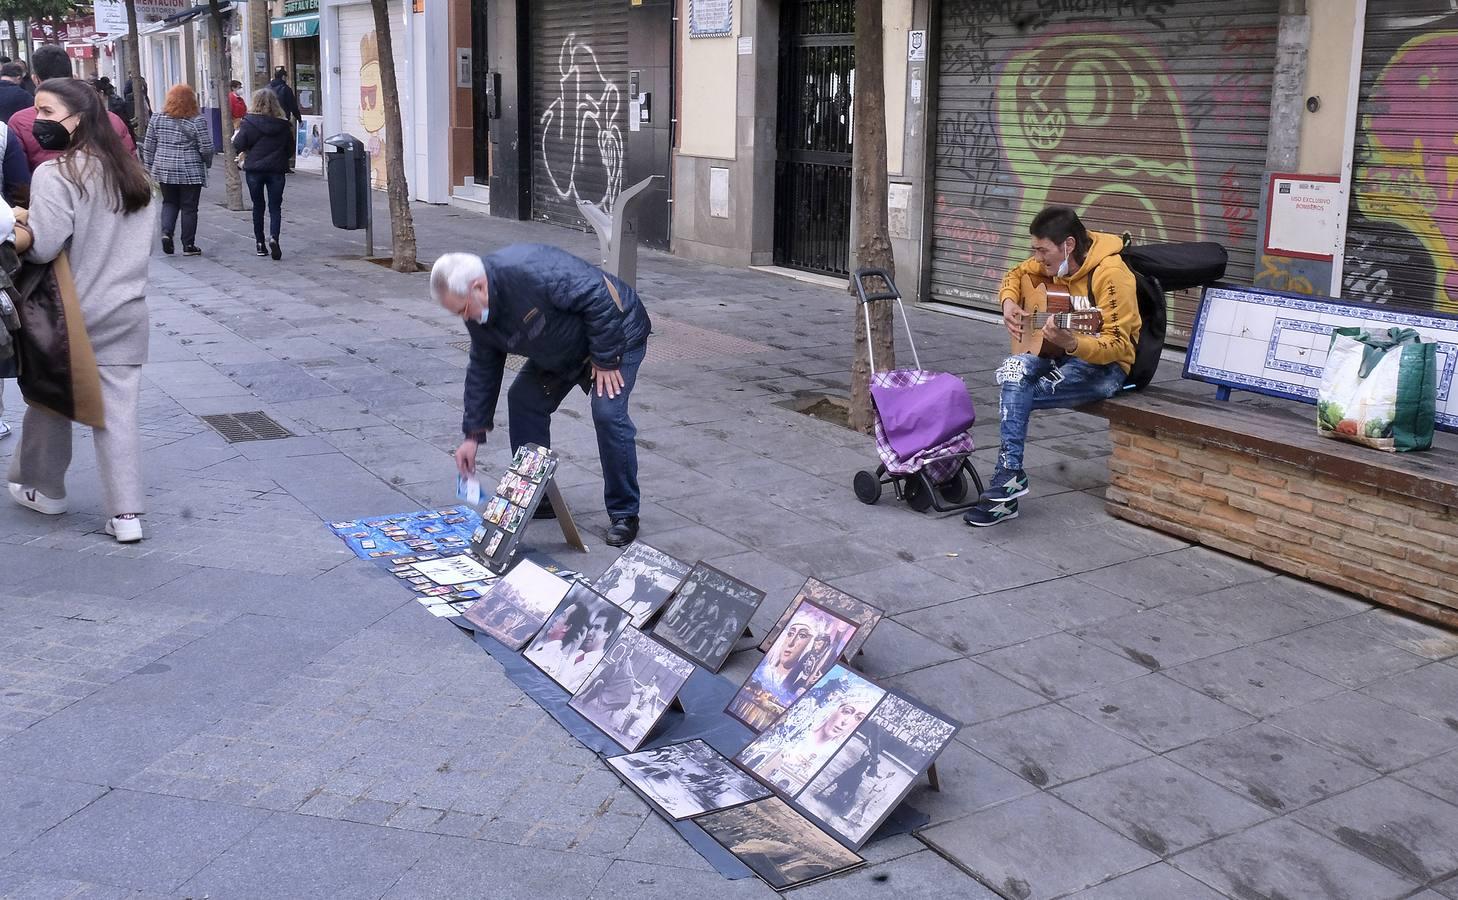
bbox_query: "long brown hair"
[162,83,199,118]
[37,78,152,214]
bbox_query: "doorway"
[774,0,855,276]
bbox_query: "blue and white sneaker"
[980,468,1029,503]
[0,421,9,439]
[963,498,1018,527]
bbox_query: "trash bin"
[325,133,369,230]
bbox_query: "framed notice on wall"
[689,0,733,37]
[1264,173,1342,261]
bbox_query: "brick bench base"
[1093,390,1458,629]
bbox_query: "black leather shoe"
[533,499,556,520]
[605,516,639,547]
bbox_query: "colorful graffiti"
[1347,31,1458,311]
[996,33,1206,264]
[358,29,388,189]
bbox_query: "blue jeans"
[245,171,286,242]
[507,343,646,519]
[996,354,1126,472]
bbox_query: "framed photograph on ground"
[606,739,770,820]
[759,578,883,660]
[734,665,886,795]
[694,796,864,890]
[795,693,958,849]
[592,542,692,628]
[569,627,695,750]
[652,563,765,672]
[726,600,859,732]
[461,559,572,649]
[523,582,630,693]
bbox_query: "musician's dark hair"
[1030,206,1092,262]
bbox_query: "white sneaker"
[8,482,66,515]
[105,516,143,543]
[0,422,11,439]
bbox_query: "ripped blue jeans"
[995,354,1127,472]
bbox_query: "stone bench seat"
[1085,386,1458,628]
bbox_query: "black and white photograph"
[726,600,859,732]
[462,559,572,649]
[734,665,886,796]
[591,542,691,628]
[760,578,884,660]
[694,796,864,890]
[523,583,630,693]
[795,694,958,848]
[606,740,770,820]
[651,563,765,672]
[569,627,695,750]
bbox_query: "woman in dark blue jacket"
[230,89,294,260]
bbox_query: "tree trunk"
[207,0,242,210]
[848,0,895,434]
[123,1,149,144]
[369,0,417,271]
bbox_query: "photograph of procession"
[462,559,572,648]
[652,562,765,671]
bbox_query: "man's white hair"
[430,252,486,303]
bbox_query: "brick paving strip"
[0,178,1456,899]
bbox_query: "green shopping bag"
[1317,326,1436,452]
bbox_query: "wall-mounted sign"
[908,30,926,61]
[689,0,732,38]
[271,14,320,39]
[283,0,317,14]
[1264,173,1342,261]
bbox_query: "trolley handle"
[852,267,922,373]
[852,268,901,305]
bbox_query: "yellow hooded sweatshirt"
[997,230,1142,373]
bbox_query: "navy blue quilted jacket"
[461,243,651,439]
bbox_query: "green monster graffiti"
[996,34,1205,273]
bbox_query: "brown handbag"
[8,252,105,428]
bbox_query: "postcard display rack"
[470,444,587,572]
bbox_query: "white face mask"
[1056,255,1070,278]
[477,307,490,325]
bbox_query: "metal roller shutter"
[531,0,630,230]
[928,1,1279,345]
[1342,5,1458,314]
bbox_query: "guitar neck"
[1028,312,1097,331]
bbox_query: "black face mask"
[33,118,71,152]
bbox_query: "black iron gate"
[774,0,855,276]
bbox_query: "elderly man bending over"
[430,244,652,547]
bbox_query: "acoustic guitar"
[1010,273,1104,358]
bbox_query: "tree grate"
[200,411,294,443]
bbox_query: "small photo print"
[484,531,504,556]
[523,583,631,693]
[652,563,765,672]
[796,694,958,848]
[727,600,858,733]
[359,540,377,549]
[462,559,573,649]
[695,796,864,890]
[606,739,769,820]
[569,627,694,751]
[760,578,884,660]
[735,665,886,796]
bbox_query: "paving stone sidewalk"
[1,176,1456,899]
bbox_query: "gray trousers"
[7,365,144,517]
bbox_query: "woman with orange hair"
[141,83,213,255]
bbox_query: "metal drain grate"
[448,342,525,370]
[200,411,294,442]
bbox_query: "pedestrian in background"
[10,47,135,171]
[142,83,213,256]
[7,77,157,543]
[227,79,246,124]
[231,88,293,260]
[0,62,31,122]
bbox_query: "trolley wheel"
[938,471,972,505]
[903,475,935,513]
[853,470,882,505]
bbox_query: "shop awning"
[270,13,318,39]
[139,2,235,35]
